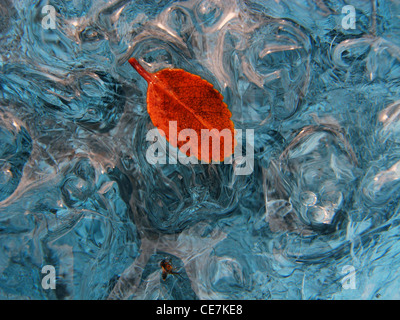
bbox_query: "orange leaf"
[129,57,236,163]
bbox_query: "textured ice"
[1,0,400,300]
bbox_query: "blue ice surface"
[0,0,400,300]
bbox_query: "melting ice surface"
[1,0,400,300]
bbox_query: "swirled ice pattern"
[1,0,400,300]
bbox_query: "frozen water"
[1,0,400,300]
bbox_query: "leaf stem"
[128,58,153,83]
